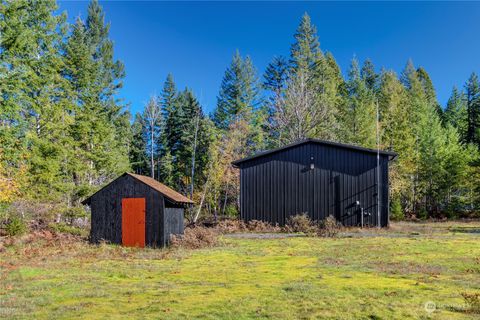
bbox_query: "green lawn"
[1,221,479,319]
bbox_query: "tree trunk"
[193,173,210,223]
[150,129,154,178]
[190,114,200,199]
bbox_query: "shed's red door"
[121,198,146,247]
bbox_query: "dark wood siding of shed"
[90,175,165,247]
[164,208,184,246]
[239,142,390,227]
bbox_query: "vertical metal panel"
[239,142,390,227]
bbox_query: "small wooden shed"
[82,172,193,247]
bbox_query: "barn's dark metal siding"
[237,141,391,227]
[88,174,185,247]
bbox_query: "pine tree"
[129,113,148,175]
[361,59,378,91]
[0,0,73,199]
[213,51,260,130]
[173,89,210,195]
[378,70,416,210]
[262,56,289,146]
[160,150,174,187]
[312,51,343,140]
[417,105,447,214]
[341,58,377,148]
[444,86,468,142]
[400,60,431,214]
[465,73,480,146]
[290,12,322,71]
[65,0,129,191]
[263,56,289,93]
[417,67,443,121]
[286,14,341,142]
[160,74,177,154]
[440,125,474,214]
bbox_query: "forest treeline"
[1,0,479,224]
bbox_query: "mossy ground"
[1,221,479,319]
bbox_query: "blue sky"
[58,1,480,115]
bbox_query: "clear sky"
[58,1,480,115]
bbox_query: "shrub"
[390,198,404,221]
[224,204,238,217]
[215,219,280,233]
[417,207,428,220]
[215,219,247,233]
[49,222,86,237]
[285,214,316,235]
[63,206,88,221]
[317,215,340,237]
[4,216,27,236]
[0,203,9,222]
[170,226,218,249]
[462,292,480,314]
[8,200,58,228]
[246,220,281,232]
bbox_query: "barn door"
[121,198,146,247]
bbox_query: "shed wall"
[164,208,184,246]
[90,175,165,247]
[239,142,389,227]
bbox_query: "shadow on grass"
[449,227,480,234]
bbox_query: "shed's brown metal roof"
[127,173,194,204]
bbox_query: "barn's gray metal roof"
[232,138,397,167]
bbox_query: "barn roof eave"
[231,138,398,167]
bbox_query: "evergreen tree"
[174,89,209,194]
[417,106,447,214]
[129,113,148,175]
[417,67,443,121]
[465,73,480,146]
[444,86,468,142]
[263,56,289,93]
[378,70,416,211]
[341,58,377,148]
[286,13,341,142]
[0,0,72,199]
[290,12,322,71]
[160,74,177,154]
[213,51,260,130]
[64,0,129,191]
[263,56,289,146]
[400,60,430,214]
[160,150,174,187]
[361,59,378,91]
[313,51,343,141]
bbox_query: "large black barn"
[83,173,193,247]
[232,139,397,227]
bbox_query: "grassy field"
[1,221,479,319]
